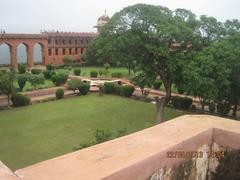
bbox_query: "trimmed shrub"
[104,63,110,70]
[43,70,55,79]
[113,84,122,95]
[73,68,81,76]
[90,70,98,78]
[104,82,115,94]
[51,70,69,86]
[99,70,103,76]
[18,64,27,74]
[121,85,135,97]
[29,74,45,89]
[63,56,73,64]
[111,72,123,78]
[46,64,54,70]
[67,78,82,92]
[78,82,90,95]
[31,69,42,75]
[17,74,29,91]
[11,93,31,107]
[153,80,162,90]
[171,96,193,110]
[55,88,64,99]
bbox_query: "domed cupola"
[94,10,110,32]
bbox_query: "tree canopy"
[86,3,240,120]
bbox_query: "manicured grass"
[0,94,186,170]
[74,66,133,78]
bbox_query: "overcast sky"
[1,0,239,33]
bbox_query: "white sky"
[0,0,239,33]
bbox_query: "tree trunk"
[155,82,171,124]
[7,94,10,107]
[155,96,166,124]
[200,99,205,113]
[232,98,238,119]
[128,66,131,75]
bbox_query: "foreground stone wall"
[0,115,239,180]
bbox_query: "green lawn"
[0,94,186,170]
[74,66,133,78]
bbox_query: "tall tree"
[184,33,240,118]
[87,4,198,123]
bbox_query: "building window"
[48,39,51,44]
[63,40,65,44]
[81,48,83,54]
[81,40,83,44]
[69,39,72,44]
[55,40,58,45]
[87,39,89,44]
[69,48,72,55]
[63,48,66,55]
[48,49,52,56]
[75,48,78,54]
[75,40,77,44]
[55,48,58,55]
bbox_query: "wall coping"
[1,115,240,180]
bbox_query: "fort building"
[0,12,109,69]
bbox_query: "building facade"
[0,12,109,69]
[43,31,96,64]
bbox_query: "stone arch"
[33,43,43,65]
[0,43,12,66]
[17,43,28,64]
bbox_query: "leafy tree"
[198,15,225,48]
[87,4,199,123]
[0,71,15,107]
[184,33,240,117]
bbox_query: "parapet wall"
[0,115,240,180]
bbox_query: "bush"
[116,127,128,137]
[46,64,54,70]
[43,70,55,79]
[55,88,64,99]
[111,72,123,78]
[99,70,103,76]
[78,82,90,95]
[31,69,42,75]
[104,82,115,94]
[104,63,110,70]
[90,71,98,78]
[17,74,29,91]
[29,75,45,89]
[51,70,69,86]
[94,129,113,143]
[113,84,122,95]
[153,80,162,90]
[18,64,27,74]
[171,96,193,110]
[67,78,82,92]
[121,85,135,97]
[11,93,31,107]
[63,56,73,64]
[73,68,81,76]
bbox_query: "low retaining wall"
[0,115,239,180]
